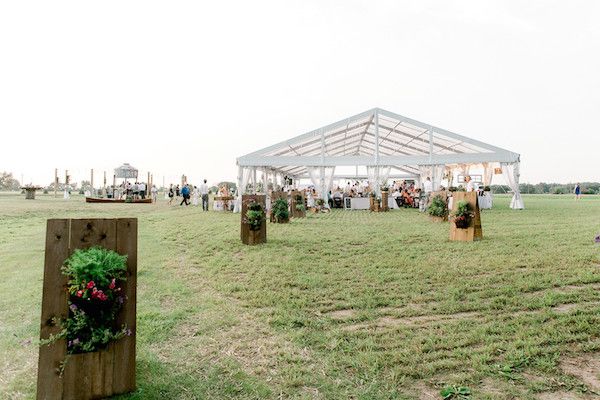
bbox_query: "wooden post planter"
[380,190,389,212]
[449,192,482,241]
[241,195,267,245]
[428,191,448,222]
[290,190,306,218]
[22,186,42,199]
[269,191,288,223]
[369,196,380,212]
[37,218,137,400]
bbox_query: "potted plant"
[246,201,265,231]
[428,194,448,222]
[451,200,474,229]
[294,194,305,211]
[271,198,289,223]
[380,184,389,192]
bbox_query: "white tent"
[236,108,523,210]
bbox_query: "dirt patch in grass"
[536,391,588,400]
[342,311,480,331]
[560,352,600,393]
[412,382,439,399]
[326,309,356,320]
[553,303,579,313]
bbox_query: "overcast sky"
[1,1,598,186]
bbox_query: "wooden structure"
[269,191,288,223]
[241,195,267,245]
[449,191,482,241]
[85,197,152,204]
[380,190,389,212]
[37,218,137,399]
[214,196,235,211]
[22,186,42,200]
[369,195,380,212]
[290,190,306,218]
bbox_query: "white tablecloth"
[344,197,396,210]
[478,192,493,209]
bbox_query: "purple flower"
[72,338,80,345]
[117,296,124,304]
[67,340,72,347]
[125,329,132,336]
[69,304,78,312]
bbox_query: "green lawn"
[1,193,599,399]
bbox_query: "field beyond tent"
[1,193,599,399]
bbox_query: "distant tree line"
[491,182,600,195]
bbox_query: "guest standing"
[180,184,190,206]
[192,186,199,206]
[199,179,209,211]
[574,183,581,200]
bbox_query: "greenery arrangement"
[271,198,289,223]
[41,247,130,359]
[380,184,389,192]
[428,194,448,218]
[315,198,325,207]
[452,200,474,229]
[294,194,305,212]
[246,201,265,231]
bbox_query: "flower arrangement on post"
[40,247,130,370]
[245,201,265,231]
[271,198,289,223]
[428,194,448,220]
[294,194,305,212]
[451,200,474,229]
[380,184,389,192]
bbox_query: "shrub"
[272,198,289,222]
[428,195,448,217]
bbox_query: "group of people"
[110,181,158,202]
[167,180,209,210]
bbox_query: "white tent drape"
[308,166,336,206]
[432,164,445,192]
[366,165,391,195]
[234,166,252,213]
[501,162,524,209]
[483,162,494,187]
[418,165,431,190]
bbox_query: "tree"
[0,172,21,191]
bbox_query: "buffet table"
[344,197,396,210]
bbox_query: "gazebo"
[236,108,523,210]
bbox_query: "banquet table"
[344,197,396,210]
[214,196,234,211]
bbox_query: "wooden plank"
[69,219,117,252]
[37,219,70,400]
[37,218,137,400]
[449,191,483,241]
[113,218,137,394]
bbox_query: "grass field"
[1,192,600,399]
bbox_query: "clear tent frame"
[235,108,523,210]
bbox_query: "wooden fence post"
[37,218,137,400]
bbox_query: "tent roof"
[114,163,138,179]
[237,108,520,177]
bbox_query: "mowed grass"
[1,192,600,399]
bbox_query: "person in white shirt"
[423,177,433,193]
[199,179,209,211]
[151,185,158,202]
[138,182,146,199]
[465,176,478,192]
